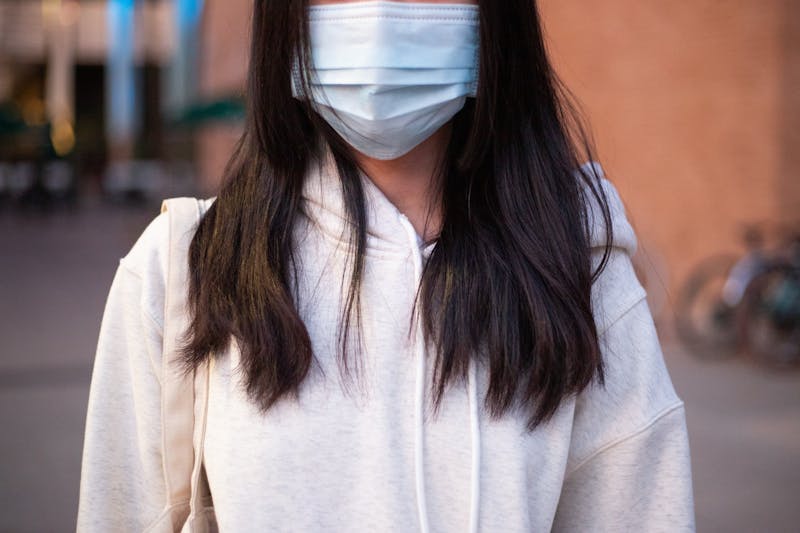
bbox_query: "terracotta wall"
[539,0,799,335]
[197,0,800,336]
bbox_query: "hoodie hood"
[579,160,639,256]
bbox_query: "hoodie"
[77,151,696,532]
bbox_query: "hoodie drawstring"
[468,357,481,533]
[398,213,481,533]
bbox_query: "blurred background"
[0,0,798,531]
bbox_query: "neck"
[352,123,451,245]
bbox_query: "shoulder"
[568,163,684,471]
[575,161,646,333]
[116,196,216,331]
[119,195,217,276]
[119,209,169,281]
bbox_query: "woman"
[77,0,696,531]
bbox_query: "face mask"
[292,1,480,160]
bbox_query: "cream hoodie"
[77,153,696,532]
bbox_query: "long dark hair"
[179,0,616,432]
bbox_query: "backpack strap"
[159,197,215,531]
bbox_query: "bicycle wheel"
[741,263,800,369]
[675,254,742,359]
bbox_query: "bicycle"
[675,222,800,369]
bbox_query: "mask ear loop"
[290,56,303,98]
[469,29,481,97]
[290,49,350,153]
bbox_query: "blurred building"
[0,0,209,202]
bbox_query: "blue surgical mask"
[292,1,480,160]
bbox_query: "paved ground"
[0,198,798,532]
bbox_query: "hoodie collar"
[301,146,439,259]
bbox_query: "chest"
[200,227,578,531]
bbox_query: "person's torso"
[202,203,578,532]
